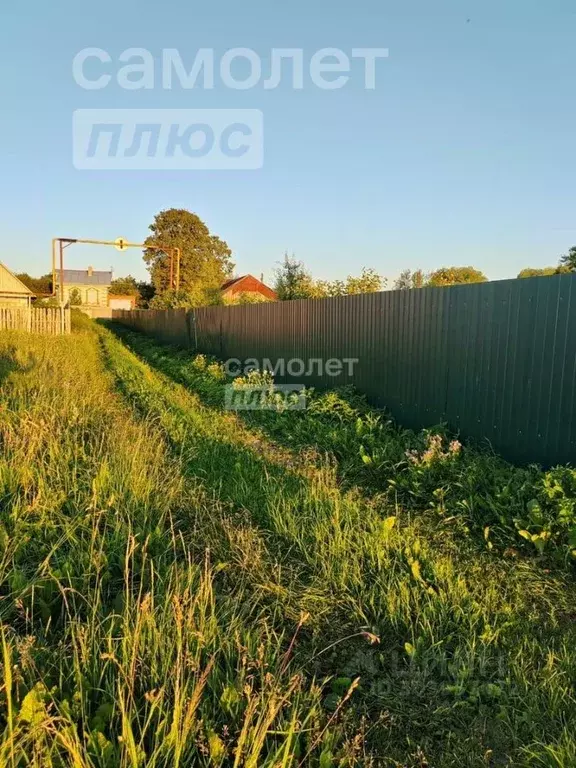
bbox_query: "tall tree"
[394,269,425,290]
[149,289,201,309]
[315,268,385,297]
[109,275,155,307]
[275,255,384,300]
[109,275,140,295]
[274,254,318,300]
[15,273,52,294]
[143,209,234,302]
[137,281,156,307]
[427,266,488,286]
[559,246,576,272]
[341,267,384,295]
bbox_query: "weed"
[107,325,576,568]
[1,322,575,766]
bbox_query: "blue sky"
[1,0,575,285]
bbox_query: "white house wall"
[61,285,110,307]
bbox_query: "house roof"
[60,269,113,286]
[0,262,34,296]
[221,276,246,291]
[220,275,277,300]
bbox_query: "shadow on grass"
[98,322,575,615]
[99,321,396,481]
[101,322,576,588]
[99,323,524,549]
[97,320,576,767]
[0,346,37,386]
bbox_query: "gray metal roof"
[60,270,113,286]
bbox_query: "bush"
[68,288,82,306]
[111,328,576,568]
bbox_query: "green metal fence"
[114,274,576,467]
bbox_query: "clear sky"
[1,0,575,285]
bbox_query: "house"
[56,267,112,307]
[220,275,277,302]
[0,262,34,307]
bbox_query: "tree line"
[16,209,576,307]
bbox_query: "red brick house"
[220,275,277,302]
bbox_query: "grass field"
[0,317,575,766]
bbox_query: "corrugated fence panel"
[113,274,576,467]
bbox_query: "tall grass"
[97,323,576,766]
[108,325,576,568]
[1,321,575,766]
[0,330,341,767]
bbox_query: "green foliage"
[68,287,82,305]
[110,275,157,307]
[559,245,576,271]
[274,254,384,301]
[427,266,488,286]
[109,274,139,295]
[519,246,576,278]
[394,269,426,290]
[149,286,222,309]
[149,289,198,309]
[393,267,487,290]
[33,297,59,308]
[2,324,576,766]
[71,308,95,330]
[315,267,385,297]
[517,267,562,278]
[100,324,576,764]
[114,329,576,567]
[0,329,337,766]
[15,272,52,294]
[137,280,156,307]
[144,208,234,298]
[345,267,384,294]
[273,253,318,300]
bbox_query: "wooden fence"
[0,307,71,335]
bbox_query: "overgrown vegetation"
[517,246,576,278]
[1,320,575,766]
[110,327,576,569]
[394,267,488,290]
[274,255,385,300]
[14,273,53,295]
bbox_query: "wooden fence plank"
[0,307,71,335]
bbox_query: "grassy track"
[106,324,576,569]
[0,320,575,766]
